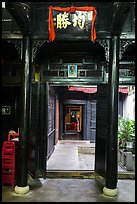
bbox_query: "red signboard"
[49,6,97,43]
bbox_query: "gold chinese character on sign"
[72,11,86,29]
[56,11,89,30]
[57,12,71,29]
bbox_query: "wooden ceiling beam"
[5,2,30,35]
[111,2,134,35]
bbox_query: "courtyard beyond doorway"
[47,140,128,173]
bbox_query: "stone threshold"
[45,170,135,179]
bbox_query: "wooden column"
[106,35,119,190]
[16,36,31,188]
[44,81,49,174]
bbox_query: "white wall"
[123,90,135,120]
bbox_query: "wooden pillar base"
[103,186,118,197]
[14,185,29,195]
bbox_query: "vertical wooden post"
[44,81,49,175]
[15,36,31,194]
[103,35,119,197]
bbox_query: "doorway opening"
[47,85,96,171]
[63,104,83,140]
[34,40,106,173]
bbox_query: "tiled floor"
[2,178,135,202]
[47,140,126,172]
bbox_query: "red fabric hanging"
[68,86,97,93]
[49,6,97,43]
[68,86,129,94]
[119,87,128,94]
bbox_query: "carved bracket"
[119,39,135,60]
[96,39,110,62]
[32,40,46,62]
[7,39,22,59]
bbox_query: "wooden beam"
[111,2,134,35]
[5,2,30,35]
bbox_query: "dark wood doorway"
[63,104,83,140]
